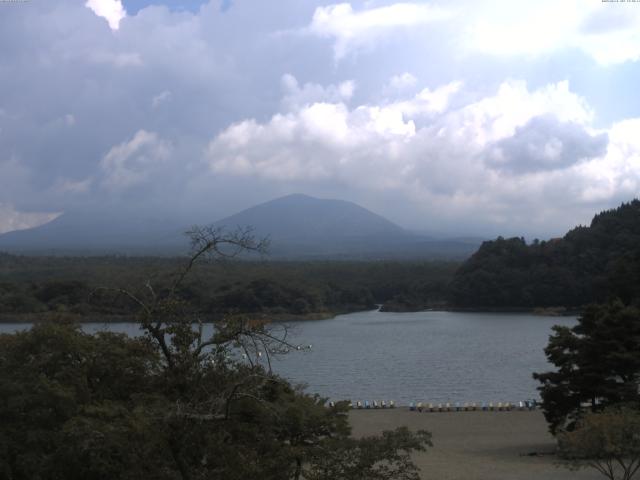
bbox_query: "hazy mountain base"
[0,194,482,260]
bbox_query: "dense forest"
[2,200,640,320]
[0,254,457,321]
[449,200,640,309]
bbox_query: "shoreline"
[0,305,580,324]
[380,305,582,316]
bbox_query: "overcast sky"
[0,0,639,237]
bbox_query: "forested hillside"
[0,255,457,320]
[449,200,640,308]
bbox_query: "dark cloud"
[485,115,609,174]
[0,1,638,239]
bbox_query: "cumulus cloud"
[577,118,640,203]
[281,74,355,111]
[448,80,593,147]
[209,79,583,184]
[207,78,640,234]
[306,2,453,60]
[85,0,127,30]
[485,115,609,174]
[393,81,462,119]
[1,0,639,237]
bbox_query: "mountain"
[215,193,404,241]
[0,194,481,259]
[213,194,479,259]
[0,211,187,255]
[449,200,640,308]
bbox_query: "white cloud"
[281,74,355,110]
[85,0,127,31]
[466,0,640,66]
[207,78,640,234]
[392,81,462,118]
[100,130,171,189]
[3,0,640,237]
[577,118,640,202]
[0,203,60,235]
[307,2,453,59]
[445,80,593,147]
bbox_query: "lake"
[0,309,575,405]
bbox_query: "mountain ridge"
[0,194,481,259]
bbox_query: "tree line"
[0,253,457,321]
[450,200,640,309]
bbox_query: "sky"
[0,0,639,238]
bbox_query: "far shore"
[0,306,581,324]
[0,310,352,324]
[380,304,582,316]
[349,409,599,480]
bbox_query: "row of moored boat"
[409,400,538,412]
[329,400,396,409]
[327,399,539,410]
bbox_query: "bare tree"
[81,225,432,480]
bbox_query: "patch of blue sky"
[122,0,229,15]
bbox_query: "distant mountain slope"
[0,211,187,254]
[449,200,640,308]
[214,194,479,259]
[215,193,404,241]
[0,194,481,259]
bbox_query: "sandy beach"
[349,409,601,480]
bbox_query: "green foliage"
[305,427,432,480]
[450,200,640,308]
[0,230,433,480]
[0,254,458,319]
[0,322,159,479]
[558,408,640,480]
[533,301,640,434]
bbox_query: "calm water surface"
[0,310,576,405]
